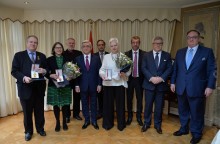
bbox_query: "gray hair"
[81,40,92,48]
[109,37,119,46]
[152,36,163,43]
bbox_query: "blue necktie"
[186,48,194,69]
[30,52,35,63]
[155,52,159,68]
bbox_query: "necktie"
[155,52,159,68]
[186,48,194,69]
[30,52,35,63]
[133,52,137,77]
[100,52,104,62]
[85,55,90,71]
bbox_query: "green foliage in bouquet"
[63,62,81,80]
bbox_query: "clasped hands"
[149,76,164,84]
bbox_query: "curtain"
[0,19,176,117]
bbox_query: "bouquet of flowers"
[115,53,133,73]
[63,62,81,80]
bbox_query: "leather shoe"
[74,115,83,120]
[92,122,99,130]
[126,118,132,125]
[97,114,102,120]
[38,131,46,136]
[190,137,201,144]
[173,130,189,136]
[55,122,60,132]
[141,124,150,132]
[82,122,90,129]
[66,117,70,123]
[25,132,32,141]
[137,119,143,126]
[63,124,68,131]
[155,127,162,134]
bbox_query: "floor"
[0,111,218,144]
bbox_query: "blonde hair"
[109,37,119,46]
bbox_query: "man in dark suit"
[171,30,216,144]
[63,38,83,122]
[125,36,145,126]
[141,36,172,134]
[11,35,47,141]
[75,40,102,130]
[94,39,109,119]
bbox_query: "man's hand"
[204,88,213,97]
[24,76,32,83]
[170,84,175,93]
[97,85,102,93]
[75,86,80,93]
[37,68,46,74]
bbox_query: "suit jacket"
[75,54,102,92]
[94,51,109,62]
[171,45,216,97]
[142,50,172,91]
[46,55,69,87]
[11,50,47,100]
[125,49,146,84]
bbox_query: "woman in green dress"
[46,42,72,132]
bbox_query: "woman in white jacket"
[99,37,131,131]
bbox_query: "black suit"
[63,49,82,118]
[11,50,47,134]
[142,50,172,129]
[94,51,109,116]
[125,49,145,119]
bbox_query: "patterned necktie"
[100,52,104,62]
[85,55,90,71]
[155,52,159,68]
[133,52,137,77]
[186,48,194,69]
[30,52,35,63]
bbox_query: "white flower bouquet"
[63,62,81,80]
[115,53,133,73]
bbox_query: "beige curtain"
[1,19,176,116]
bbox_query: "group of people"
[11,29,216,144]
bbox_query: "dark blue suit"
[142,50,172,128]
[171,45,216,138]
[75,54,102,123]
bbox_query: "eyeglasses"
[187,36,199,40]
[55,47,62,49]
[153,43,163,46]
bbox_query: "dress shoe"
[141,124,150,132]
[190,137,201,144]
[173,130,189,136]
[118,125,126,131]
[55,122,61,132]
[126,118,132,125]
[38,130,46,136]
[63,123,68,131]
[82,122,90,129]
[92,122,99,130]
[25,132,32,141]
[103,126,113,131]
[66,117,70,123]
[74,115,83,120]
[155,127,162,134]
[137,119,143,126]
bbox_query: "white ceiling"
[0,0,218,9]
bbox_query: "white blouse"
[99,52,131,88]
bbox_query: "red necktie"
[85,55,90,71]
[133,52,137,77]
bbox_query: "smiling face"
[66,38,75,51]
[81,41,92,55]
[131,38,140,51]
[54,43,63,56]
[110,40,119,54]
[26,36,38,52]
[187,31,200,48]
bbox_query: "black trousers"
[20,89,45,134]
[102,86,125,130]
[66,90,81,118]
[97,87,104,115]
[126,77,143,119]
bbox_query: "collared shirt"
[153,50,162,66]
[186,45,198,58]
[84,53,91,64]
[132,49,139,77]
[27,49,36,61]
